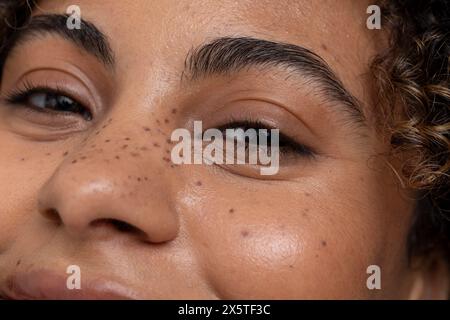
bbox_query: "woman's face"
[0,0,421,299]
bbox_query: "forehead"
[34,0,380,109]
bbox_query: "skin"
[0,0,447,299]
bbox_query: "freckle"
[166,139,171,144]
[80,156,87,160]
[20,158,25,161]
[359,177,364,182]
[229,208,234,214]
[289,265,294,268]
[156,119,161,125]
[162,157,170,162]
[304,192,311,197]
[130,152,140,157]
[122,145,128,149]
[195,181,202,186]
[143,127,151,132]
[321,44,327,51]
[62,151,69,157]
[125,137,131,141]
[105,139,110,143]
[45,153,51,156]
[108,118,113,123]
[72,160,78,164]
[115,156,120,160]
[16,260,21,266]
[95,131,100,135]
[315,254,319,258]
[241,230,250,237]
[170,164,175,168]
[164,119,169,124]
[128,175,132,179]
[153,143,160,148]
[140,146,148,151]
[171,108,177,114]
[144,177,148,181]
[165,149,170,154]
[321,240,327,247]
[137,177,141,182]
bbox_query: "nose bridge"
[37,117,179,243]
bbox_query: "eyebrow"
[0,14,115,70]
[184,37,365,124]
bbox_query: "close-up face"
[0,0,448,300]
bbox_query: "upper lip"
[0,269,137,300]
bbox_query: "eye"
[216,120,315,157]
[4,86,93,121]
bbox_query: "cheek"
[176,181,379,299]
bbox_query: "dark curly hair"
[0,1,449,263]
[371,0,450,263]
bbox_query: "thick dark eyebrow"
[0,14,115,70]
[184,37,365,124]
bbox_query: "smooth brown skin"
[0,0,447,299]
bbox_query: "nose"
[37,129,179,244]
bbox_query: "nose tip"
[37,172,179,244]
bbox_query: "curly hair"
[0,0,449,262]
[371,0,450,262]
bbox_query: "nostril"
[43,208,63,226]
[90,218,146,237]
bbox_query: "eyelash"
[3,81,93,121]
[216,118,315,158]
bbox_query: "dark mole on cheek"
[137,177,141,182]
[16,259,21,266]
[302,208,309,217]
[229,208,234,214]
[72,160,78,164]
[125,137,131,141]
[321,240,327,247]
[143,127,151,132]
[164,119,169,124]
[195,181,202,186]
[241,230,250,237]
[105,139,110,143]
[63,151,69,157]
